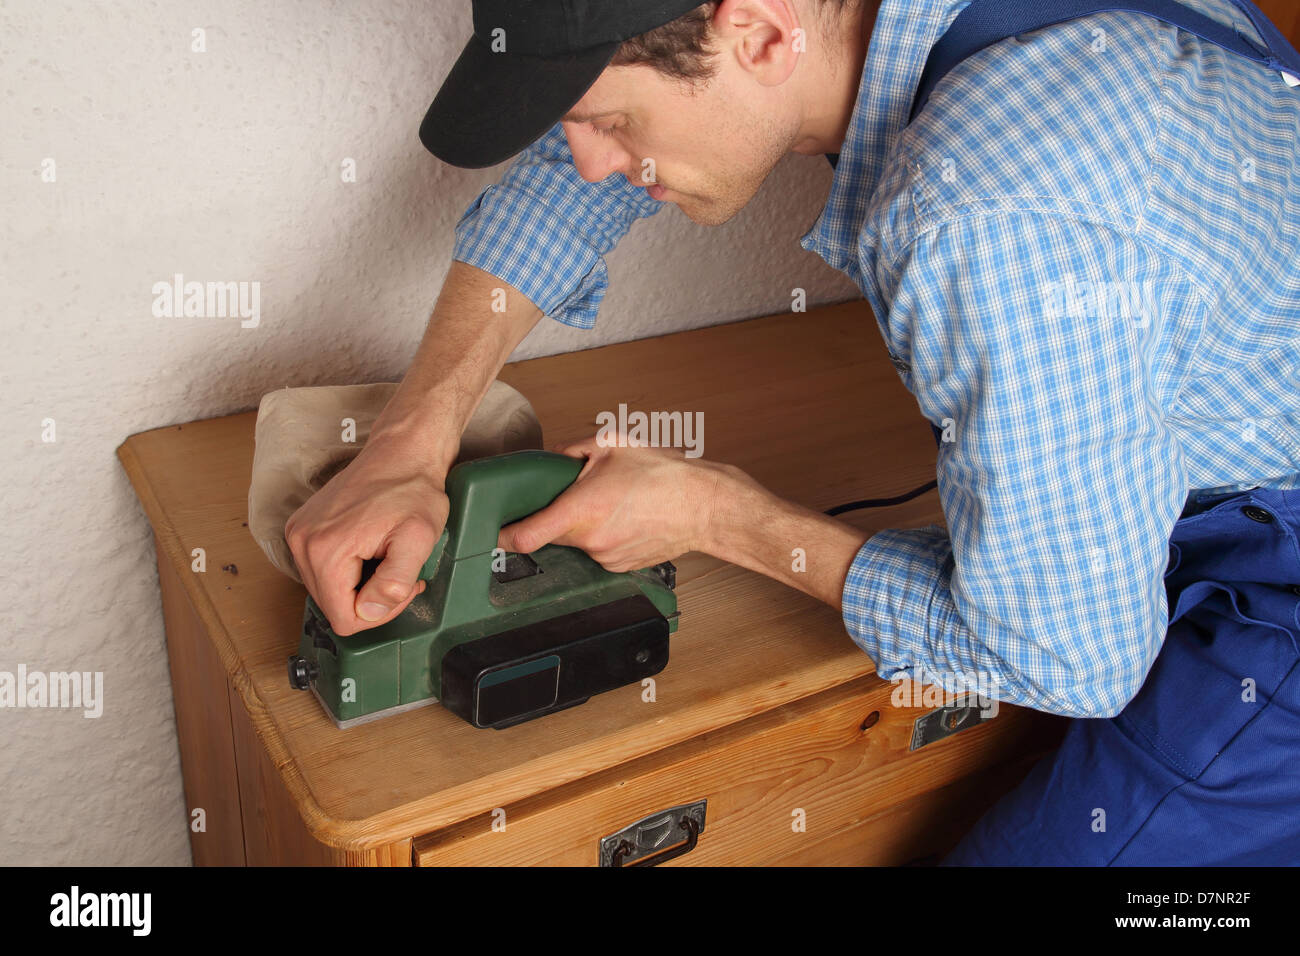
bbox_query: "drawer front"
[414,676,1066,865]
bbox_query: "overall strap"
[910,0,1300,122]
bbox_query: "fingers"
[284,512,323,612]
[353,520,438,625]
[284,513,356,629]
[351,578,426,632]
[555,433,683,464]
[315,554,368,634]
[552,436,609,482]
[552,435,600,458]
[498,496,581,555]
[494,439,602,554]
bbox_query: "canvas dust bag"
[248,380,542,582]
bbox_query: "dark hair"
[610,0,858,83]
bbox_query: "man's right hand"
[283,261,547,634]
[285,434,450,636]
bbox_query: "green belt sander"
[287,450,679,729]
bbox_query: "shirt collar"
[800,0,972,270]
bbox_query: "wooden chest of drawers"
[118,303,1065,866]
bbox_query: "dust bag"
[248,380,542,582]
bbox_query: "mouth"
[647,183,667,200]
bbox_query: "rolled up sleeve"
[842,212,1203,717]
[451,121,665,330]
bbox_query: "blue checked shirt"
[450,0,1300,718]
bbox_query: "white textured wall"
[0,0,857,865]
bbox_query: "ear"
[712,0,802,86]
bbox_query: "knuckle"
[302,539,331,568]
[285,526,307,553]
[398,518,438,548]
[371,577,411,604]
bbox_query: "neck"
[790,0,882,155]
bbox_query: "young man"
[286,0,1300,864]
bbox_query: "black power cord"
[824,479,938,516]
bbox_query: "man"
[286,0,1300,864]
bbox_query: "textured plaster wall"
[1,0,858,865]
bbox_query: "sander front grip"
[442,450,584,561]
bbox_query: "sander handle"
[442,450,583,561]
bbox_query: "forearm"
[700,464,875,610]
[367,259,543,473]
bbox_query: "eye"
[592,123,619,137]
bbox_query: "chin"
[677,196,744,227]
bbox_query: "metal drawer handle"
[612,816,699,867]
[601,799,707,867]
[910,700,994,751]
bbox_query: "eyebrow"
[561,108,618,123]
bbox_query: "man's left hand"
[496,436,724,572]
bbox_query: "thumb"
[498,499,578,555]
[355,521,434,622]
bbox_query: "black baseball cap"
[420,0,707,168]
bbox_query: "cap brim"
[420,32,620,168]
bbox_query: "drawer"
[413,675,1066,865]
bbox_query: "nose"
[562,125,630,185]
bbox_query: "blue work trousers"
[944,486,1300,865]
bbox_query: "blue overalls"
[892,0,1300,865]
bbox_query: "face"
[560,60,799,226]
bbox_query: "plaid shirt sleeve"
[449,121,666,330]
[842,211,1207,718]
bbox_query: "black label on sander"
[440,594,670,729]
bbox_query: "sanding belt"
[247,381,543,583]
